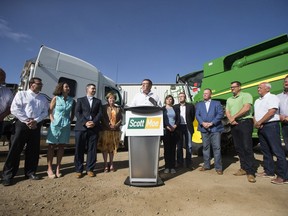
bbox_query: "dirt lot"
[0,143,287,216]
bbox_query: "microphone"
[148,97,158,107]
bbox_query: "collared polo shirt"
[226,91,253,119]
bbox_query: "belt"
[263,121,279,125]
[236,118,252,123]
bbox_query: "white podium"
[124,106,164,187]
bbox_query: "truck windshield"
[176,71,203,102]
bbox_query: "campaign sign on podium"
[124,106,164,187]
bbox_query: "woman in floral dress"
[98,92,122,172]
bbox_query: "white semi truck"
[17,45,124,146]
[19,45,123,105]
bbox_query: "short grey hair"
[263,82,272,89]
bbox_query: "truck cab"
[18,45,123,146]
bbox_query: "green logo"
[128,118,146,129]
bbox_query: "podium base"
[124,176,164,187]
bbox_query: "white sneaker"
[170,169,176,174]
[164,168,169,174]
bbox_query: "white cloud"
[0,19,30,42]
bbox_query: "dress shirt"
[277,92,288,117]
[204,99,211,112]
[130,91,161,107]
[10,89,49,123]
[180,104,187,124]
[254,92,280,122]
[0,85,14,115]
[87,96,94,107]
[87,96,94,120]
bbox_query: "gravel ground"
[0,143,287,216]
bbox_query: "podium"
[124,106,164,187]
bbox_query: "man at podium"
[125,78,164,186]
[130,79,162,107]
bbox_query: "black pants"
[163,130,178,169]
[0,121,3,137]
[231,119,255,175]
[74,129,98,173]
[2,120,41,179]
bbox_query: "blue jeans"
[177,125,193,166]
[231,119,255,175]
[281,123,288,154]
[258,122,288,179]
[201,132,222,171]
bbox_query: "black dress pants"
[2,120,41,179]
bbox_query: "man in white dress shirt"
[2,77,48,186]
[130,79,161,107]
[254,82,288,185]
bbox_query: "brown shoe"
[247,175,256,183]
[87,171,95,177]
[271,177,284,185]
[233,169,247,176]
[216,170,223,175]
[199,167,209,171]
[76,172,82,178]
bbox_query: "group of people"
[1,71,288,186]
[161,88,223,175]
[162,92,195,174]
[161,77,288,185]
[131,79,196,174]
[1,73,122,186]
[225,79,288,184]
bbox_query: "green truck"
[176,34,288,154]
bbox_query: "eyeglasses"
[230,86,239,89]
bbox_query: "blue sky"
[1,0,287,85]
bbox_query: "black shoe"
[186,164,194,171]
[25,174,40,180]
[2,178,12,186]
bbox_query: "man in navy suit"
[196,88,224,175]
[174,92,195,170]
[74,84,102,178]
